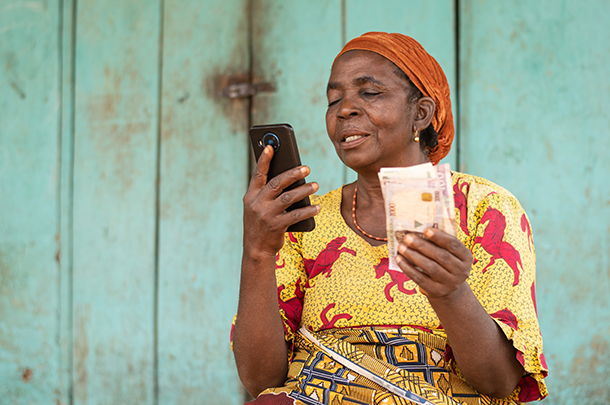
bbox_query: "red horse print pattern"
[304,237,356,288]
[521,214,533,252]
[275,252,286,269]
[490,308,519,330]
[374,258,417,302]
[453,180,470,236]
[531,281,538,316]
[277,278,305,334]
[539,352,548,370]
[473,209,522,286]
[516,351,525,367]
[316,303,352,330]
[518,374,542,402]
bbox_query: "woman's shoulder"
[451,171,530,242]
[451,171,519,204]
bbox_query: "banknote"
[436,163,456,235]
[378,163,456,271]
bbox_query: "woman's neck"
[354,174,384,208]
[337,174,387,246]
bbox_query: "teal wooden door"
[72,0,160,402]
[459,1,610,403]
[0,1,68,403]
[1,0,250,403]
[72,0,251,402]
[156,0,250,402]
[2,1,609,404]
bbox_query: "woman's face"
[326,50,427,174]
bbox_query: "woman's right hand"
[242,145,320,258]
[236,145,319,396]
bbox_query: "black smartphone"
[249,123,316,232]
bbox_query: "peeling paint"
[21,367,33,382]
[205,71,251,133]
[74,306,90,403]
[551,333,610,402]
[9,80,26,99]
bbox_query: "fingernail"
[405,234,414,244]
[398,244,407,254]
[300,166,309,174]
[312,182,319,191]
[395,255,402,264]
[424,228,434,237]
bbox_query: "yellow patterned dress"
[239,172,548,405]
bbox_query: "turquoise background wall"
[0,0,608,404]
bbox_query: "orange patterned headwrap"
[334,32,454,165]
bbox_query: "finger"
[423,228,472,262]
[270,181,319,212]
[398,242,448,282]
[404,233,464,272]
[249,145,274,191]
[278,203,321,228]
[395,255,434,289]
[263,165,311,200]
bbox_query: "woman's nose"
[337,96,361,119]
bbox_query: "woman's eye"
[328,99,341,107]
[363,92,381,97]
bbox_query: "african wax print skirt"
[255,326,524,405]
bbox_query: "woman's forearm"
[233,251,289,397]
[397,230,524,398]
[428,282,524,398]
[234,145,319,396]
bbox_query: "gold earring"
[413,129,420,142]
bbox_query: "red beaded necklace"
[351,185,388,242]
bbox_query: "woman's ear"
[413,96,435,131]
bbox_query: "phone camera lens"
[262,133,280,151]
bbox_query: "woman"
[232,32,547,405]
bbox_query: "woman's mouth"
[344,134,366,143]
[340,132,369,148]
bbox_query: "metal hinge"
[220,82,275,98]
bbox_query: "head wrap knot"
[334,32,454,164]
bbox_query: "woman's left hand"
[396,228,473,299]
[397,228,524,398]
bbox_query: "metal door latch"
[220,82,275,98]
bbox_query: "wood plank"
[345,0,457,181]
[0,0,64,402]
[252,0,344,194]
[460,1,610,403]
[72,1,161,402]
[156,0,249,403]
[59,0,76,403]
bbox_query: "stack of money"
[378,163,456,271]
